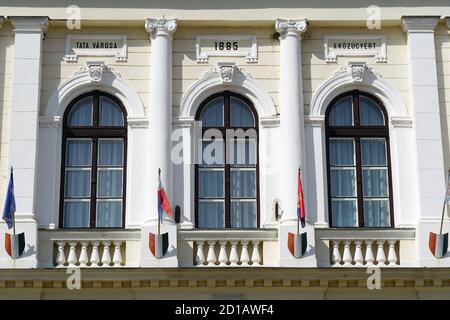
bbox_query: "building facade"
[0,1,450,299]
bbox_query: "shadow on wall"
[4,0,450,9]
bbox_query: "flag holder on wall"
[429,168,450,259]
[288,167,307,258]
[149,168,171,259]
[3,167,25,259]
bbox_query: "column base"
[0,215,38,269]
[417,219,450,267]
[278,222,317,267]
[139,221,178,267]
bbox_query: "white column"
[0,17,48,269]
[145,18,177,222]
[140,18,178,267]
[276,18,308,224]
[402,16,449,266]
[275,19,315,267]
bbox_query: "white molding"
[305,115,325,127]
[44,62,145,118]
[9,16,48,34]
[39,116,61,128]
[173,116,195,128]
[196,35,257,63]
[401,16,440,33]
[260,116,280,128]
[127,116,149,128]
[390,116,413,128]
[324,35,387,63]
[179,65,277,119]
[310,62,408,118]
[64,34,128,63]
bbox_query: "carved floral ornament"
[145,18,177,37]
[275,18,308,36]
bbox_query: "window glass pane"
[66,139,92,166]
[361,138,387,166]
[231,169,256,198]
[331,200,357,227]
[231,200,257,228]
[97,169,123,198]
[68,97,93,126]
[96,200,122,228]
[65,170,91,197]
[200,97,224,127]
[329,96,353,126]
[201,140,224,165]
[230,97,254,127]
[360,96,384,126]
[329,138,355,166]
[198,201,224,228]
[363,168,388,197]
[199,169,224,198]
[330,168,356,197]
[98,139,124,166]
[364,200,390,227]
[63,201,90,228]
[229,138,257,166]
[99,97,124,126]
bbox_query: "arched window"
[325,90,393,227]
[195,91,259,229]
[60,91,127,228]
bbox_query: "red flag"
[158,175,173,220]
[297,168,306,228]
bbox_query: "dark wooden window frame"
[59,90,128,229]
[194,91,260,229]
[325,90,394,228]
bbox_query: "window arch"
[325,90,394,227]
[195,91,259,229]
[60,91,127,228]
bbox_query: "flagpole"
[439,168,450,235]
[158,168,161,236]
[297,167,300,235]
[11,166,15,237]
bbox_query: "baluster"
[331,241,342,266]
[90,241,100,267]
[112,241,123,267]
[364,240,375,266]
[78,242,89,267]
[55,241,67,267]
[387,240,398,266]
[229,241,239,266]
[195,241,206,266]
[354,241,364,266]
[376,240,386,266]
[101,241,112,267]
[67,241,78,267]
[240,241,250,266]
[206,241,217,266]
[342,240,353,266]
[251,241,261,265]
[218,241,229,266]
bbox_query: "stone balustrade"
[315,228,416,267]
[55,240,124,267]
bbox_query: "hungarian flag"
[2,168,15,229]
[297,168,306,228]
[158,174,173,221]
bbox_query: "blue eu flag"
[2,168,16,229]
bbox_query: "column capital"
[10,16,49,34]
[275,18,308,37]
[401,16,440,34]
[145,18,177,38]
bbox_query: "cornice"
[401,16,440,34]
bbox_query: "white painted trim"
[196,35,257,63]
[44,64,145,118]
[180,65,277,119]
